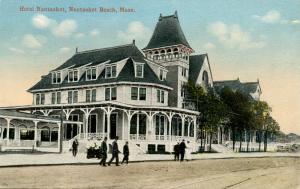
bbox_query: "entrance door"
[110,113,117,139]
[89,114,97,133]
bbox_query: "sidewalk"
[0,152,299,167]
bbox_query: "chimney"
[132,39,135,45]
[75,47,78,53]
[159,13,162,21]
[174,10,178,18]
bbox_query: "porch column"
[181,116,185,137]
[168,117,172,141]
[57,122,61,152]
[84,115,89,139]
[6,118,11,144]
[127,115,132,140]
[122,112,125,140]
[107,112,111,140]
[244,130,247,143]
[34,121,38,148]
[187,122,191,137]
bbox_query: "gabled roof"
[28,53,170,92]
[213,79,261,99]
[143,11,192,50]
[189,54,207,82]
[53,43,145,71]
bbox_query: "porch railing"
[129,134,146,141]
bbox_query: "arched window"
[41,126,50,142]
[202,71,209,88]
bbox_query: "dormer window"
[135,63,144,78]
[86,67,97,81]
[159,69,163,80]
[68,70,78,82]
[105,65,117,78]
[52,72,61,84]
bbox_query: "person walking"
[99,137,108,166]
[72,139,79,157]
[179,139,186,162]
[108,136,120,166]
[121,141,129,164]
[173,142,180,161]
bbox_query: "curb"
[0,155,299,168]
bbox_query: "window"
[68,70,78,82]
[68,91,78,104]
[52,72,61,84]
[135,64,144,78]
[131,87,138,100]
[92,89,96,102]
[105,87,117,101]
[105,65,117,78]
[86,67,97,80]
[86,89,97,102]
[51,93,56,104]
[157,89,165,103]
[181,82,186,97]
[131,87,146,101]
[86,90,91,102]
[36,93,45,105]
[139,88,146,100]
[20,129,35,140]
[181,67,187,77]
[51,92,61,104]
[159,69,164,80]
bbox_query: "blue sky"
[0,0,300,134]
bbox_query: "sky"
[0,0,299,134]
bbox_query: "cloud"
[117,21,151,46]
[208,21,265,50]
[52,19,77,37]
[32,14,53,29]
[59,47,71,54]
[253,10,300,25]
[203,42,215,50]
[9,47,25,54]
[291,19,300,24]
[22,34,46,49]
[32,14,78,38]
[253,10,281,24]
[90,29,99,36]
[74,33,85,38]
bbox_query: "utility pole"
[59,105,64,153]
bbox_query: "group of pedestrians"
[173,139,191,162]
[72,136,130,166]
[99,136,130,167]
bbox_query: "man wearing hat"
[179,139,187,162]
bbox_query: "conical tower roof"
[144,11,192,50]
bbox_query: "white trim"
[68,69,79,83]
[134,62,145,78]
[105,64,117,79]
[28,81,173,93]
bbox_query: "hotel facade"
[0,12,261,153]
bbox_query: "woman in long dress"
[185,141,192,161]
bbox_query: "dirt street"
[0,157,299,189]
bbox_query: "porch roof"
[0,101,200,116]
[0,109,82,124]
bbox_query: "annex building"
[0,12,261,153]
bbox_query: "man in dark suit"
[173,142,180,161]
[108,136,120,166]
[121,141,129,164]
[179,139,187,162]
[72,139,79,157]
[99,137,108,166]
